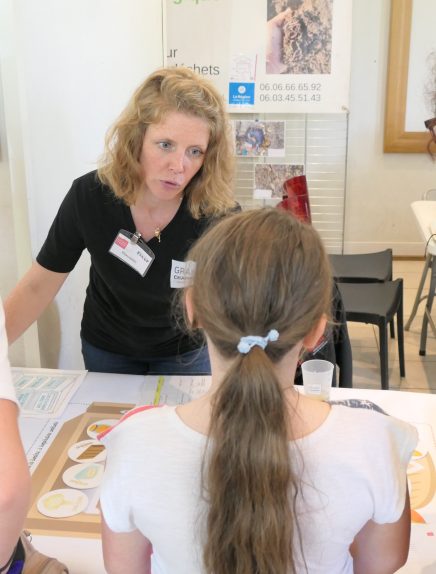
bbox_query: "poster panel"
[166,0,352,113]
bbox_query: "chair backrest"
[422,189,436,201]
[329,249,393,283]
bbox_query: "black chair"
[329,249,393,283]
[330,249,395,338]
[337,279,405,390]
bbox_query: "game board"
[25,402,134,538]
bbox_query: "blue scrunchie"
[237,329,279,354]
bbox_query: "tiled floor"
[348,259,436,394]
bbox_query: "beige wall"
[345,0,435,255]
[0,0,37,366]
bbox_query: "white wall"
[1,0,163,368]
[0,67,27,368]
[0,0,40,367]
[345,0,436,255]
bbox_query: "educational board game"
[25,402,133,538]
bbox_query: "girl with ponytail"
[100,208,417,574]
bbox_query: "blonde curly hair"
[98,67,236,218]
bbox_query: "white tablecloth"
[20,373,436,574]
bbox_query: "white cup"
[301,359,334,401]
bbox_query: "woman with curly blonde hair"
[5,67,237,374]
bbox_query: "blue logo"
[229,82,255,106]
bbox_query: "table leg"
[406,254,432,330]
[419,257,436,355]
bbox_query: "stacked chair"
[330,250,405,390]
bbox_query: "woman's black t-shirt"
[37,171,211,357]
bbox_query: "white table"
[406,201,436,355]
[19,372,436,574]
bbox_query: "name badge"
[170,259,196,288]
[109,230,155,277]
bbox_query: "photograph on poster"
[266,0,333,75]
[234,120,285,157]
[254,163,304,198]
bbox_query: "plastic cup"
[301,359,334,401]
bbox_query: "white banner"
[166,0,352,113]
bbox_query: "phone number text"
[258,82,322,103]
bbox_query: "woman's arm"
[350,488,411,574]
[4,261,69,344]
[0,299,31,567]
[0,401,31,567]
[101,514,152,574]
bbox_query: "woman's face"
[139,111,210,203]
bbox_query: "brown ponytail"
[204,348,296,574]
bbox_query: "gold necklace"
[146,195,183,243]
[147,211,162,243]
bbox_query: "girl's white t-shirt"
[101,403,417,574]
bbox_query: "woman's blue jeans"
[81,338,211,375]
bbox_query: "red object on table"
[277,175,311,223]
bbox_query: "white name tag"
[170,259,196,288]
[109,230,155,277]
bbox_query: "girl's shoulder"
[327,401,418,457]
[295,397,417,456]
